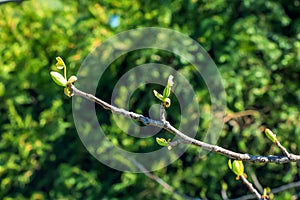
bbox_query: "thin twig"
[221,186,229,200]
[275,141,292,159]
[229,180,300,200]
[70,84,300,164]
[127,156,201,200]
[249,169,263,193]
[271,180,300,194]
[240,175,262,199]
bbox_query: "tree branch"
[70,84,300,164]
[0,0,25,4]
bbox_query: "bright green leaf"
[232,160,244,176]
[162,75,174,98]
[229,159,245,179]
[50,71,67,87]
[153,90,164,101]
[156,137,169,146]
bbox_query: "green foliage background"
[1,0,300,199]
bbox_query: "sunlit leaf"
[50,71,67,87]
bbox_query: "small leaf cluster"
[153,75,174,108]
[50,57,77,97]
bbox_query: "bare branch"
[70,84,300,164]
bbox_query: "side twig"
[229,180,300,200]
[240,175,262,199]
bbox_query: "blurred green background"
[1,0,300,199]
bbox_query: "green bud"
[50,71,67,87]
[265,128,278,143]
[232,160,244,176]
[156,137,169,146]
[163,86,170,98]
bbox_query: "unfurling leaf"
[68,75,78,84]
[163,98,171,108]
[228,159,246,180]
[56,56,65,69]
[265,128,278,143]
[232,160,244,175]
[262,187,271,199]
[64,87,74,97]
[156,137,169,146]
[153,90,164,101]
[50,71,67,87]
[162,75,174,98]
[51,57,77,97]
[153,75,174,108]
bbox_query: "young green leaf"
[156,137,169,146]
[232,160,244,176]
[228,159,246,180]
[153,90,164,101]
[56,56,65,69]
[50,71,67,87]
[162,75,174,98]
[153,75,174,108]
